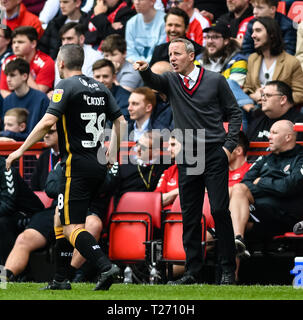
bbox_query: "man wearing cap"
[198,23,248,88]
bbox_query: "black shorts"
[26,208,56,244]
[58,175,107,225]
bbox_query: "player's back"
[47,75,121,177]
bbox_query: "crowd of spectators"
[1,0,303,284]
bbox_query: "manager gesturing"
[134,38,242,285]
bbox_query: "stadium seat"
[108,192,162,264]
[277,1,286,14]
[287,1,303,23]
[34,191,53,208]
[161,194,215,280]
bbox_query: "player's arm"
[6,113,58,170]
[107,115,127,165]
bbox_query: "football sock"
[71,228,111,273]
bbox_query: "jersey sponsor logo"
[257,130,270,138]
[83,94,105,106]
[79,77,99,89]
[167,178,177,186]
[52,89,64,103]
[283,164,291,173]
[231,173,241,181]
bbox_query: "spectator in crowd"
[114,130,170,204]
[127,87,169,142]
[0,155,44,267]
[198,23,248,87]
[85,0,136,49]
[194,0,228,21]
[0,107,29,141]
[0,26,13,71]
[1,58,49,136]
[246,81,303,143]
[243,17,303,111]
[2,0,44,39]
[100,34,144,92]
[229,120,303,256]
[217,0,253,44]
[155,135,180,211]
[168,0,211,46]
[38,0,89,60]
[295,21,303,71]
[23,0,47,16]
[241,0,297,56]
[31,124,60,191]
[150,7,202,67]
[54,22,103,86]
[228,131,251,188]
[230,17,303,129]
[125,0,166,63]
[92,58,131,122]
[0,26,55,98]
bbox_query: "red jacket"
[4,3,44,39]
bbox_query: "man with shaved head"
[229,120,303,257]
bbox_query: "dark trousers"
[178,144,236,278]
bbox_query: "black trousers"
[178,143,236,278]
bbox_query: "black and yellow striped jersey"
[47,74,122,177]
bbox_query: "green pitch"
[1,283,303,300]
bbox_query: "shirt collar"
[179,65,200,83]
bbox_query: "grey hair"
[58,44,84,71]
[170,38,195,54]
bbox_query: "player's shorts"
[26,208,56,244]
[58,174,106,225]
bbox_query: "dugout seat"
[108,192,162,265]
[287,1,303,23]
[34,191,53,208]
[161,193,215,280]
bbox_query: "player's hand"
[6,149,23,170]
[133,61,149,71]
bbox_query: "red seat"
[34,191,53,208]
[287,1,303,23]
[108,192,162,263]
[162,194,214,263]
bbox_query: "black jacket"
[0,157,44,218]
[38,11,89,60]
[84,1,136,47]
[242,144,303,200]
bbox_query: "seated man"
[0,156,44,267]
[0,108,29,141]
[114,130,170,205]
[1,58,50,135]
[229,120,303,256]
[100,34,144,92]
[0,26,55,98]
[92,59,131,123]
[127,87,169,142]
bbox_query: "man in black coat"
[38,0,89,59]
[230,120,303,254]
